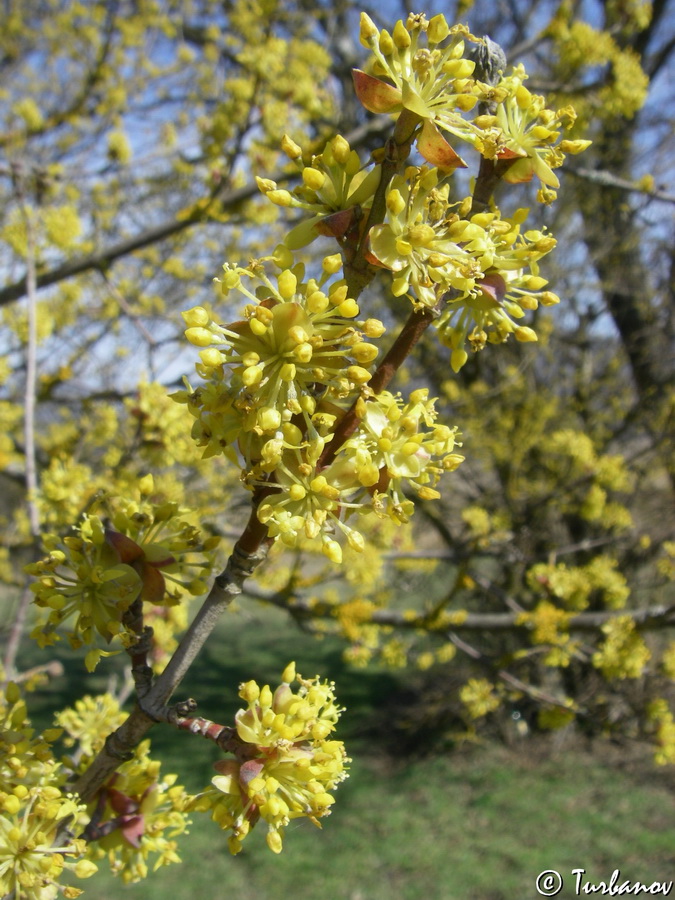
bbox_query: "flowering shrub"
[20,9,674,898]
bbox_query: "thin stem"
[21,199,40,538]
[4,181,41,678]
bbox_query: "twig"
[3,171,41,677]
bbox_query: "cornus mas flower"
[354,13,590,192]
[0,682,97,899]
[433,206,560,369]
[26,481,219,671]
[202,663,349,855]
[366,166,485,308]
[354,12,482,169]
[256,447,368,564]
[256,389,463,559]
[82,741,191,884]
[340,389,464,522]
[257,133,382,249]
[473,64,591,197]
[177,258,383,470]
[0,795,96,900]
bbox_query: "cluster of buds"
[0,682,97,899]
[193,663,349,855]
[355,12,590,197]
[26,477,220,670]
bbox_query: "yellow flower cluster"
[527,556,630,611]
[354,12,589,196]
[364,167,560,368]
[592,615,651,679]
[647,699,675,766]
[197,663,349,855]
[459,677,501,719]
[56,694,192,883]
[258,133,382,249]
[177,255,463,562]
[26,479,219,670]
[0,682,97,900]
[517,600,576,667]
[82,742,191,884]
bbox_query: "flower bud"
[281,661,296,683]
[242,365,263,386]
[267,189,294,207]
[280,134,302,159]
[255,176,276,193]
[280,362,296,382]
[352,342,378,363]
[185,326,214,347]
[277,269,297,299]
[427,13,450,43]
[322,253,343,274]
[302,166,325,191]
[362,317,386,338]
[540,291,560,306]
[323,539,343,564]
[451,348,468,372]
[392,20,411,49]
[386,188,406,216]
[182,306,210,327]
[259,407,282,430]
[347,365,372,384]
[359,11,379,47]
[199,348,226,367]
[514,326,538,342]
[331,134,351,164]
[378,28,395,56]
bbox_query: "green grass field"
[18,603,675,900]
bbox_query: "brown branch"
[245,586,675,633]
[69,512,272,803]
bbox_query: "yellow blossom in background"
[460,678,501,718]
[592,616,651,679]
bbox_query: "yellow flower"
[206,666,349,854]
